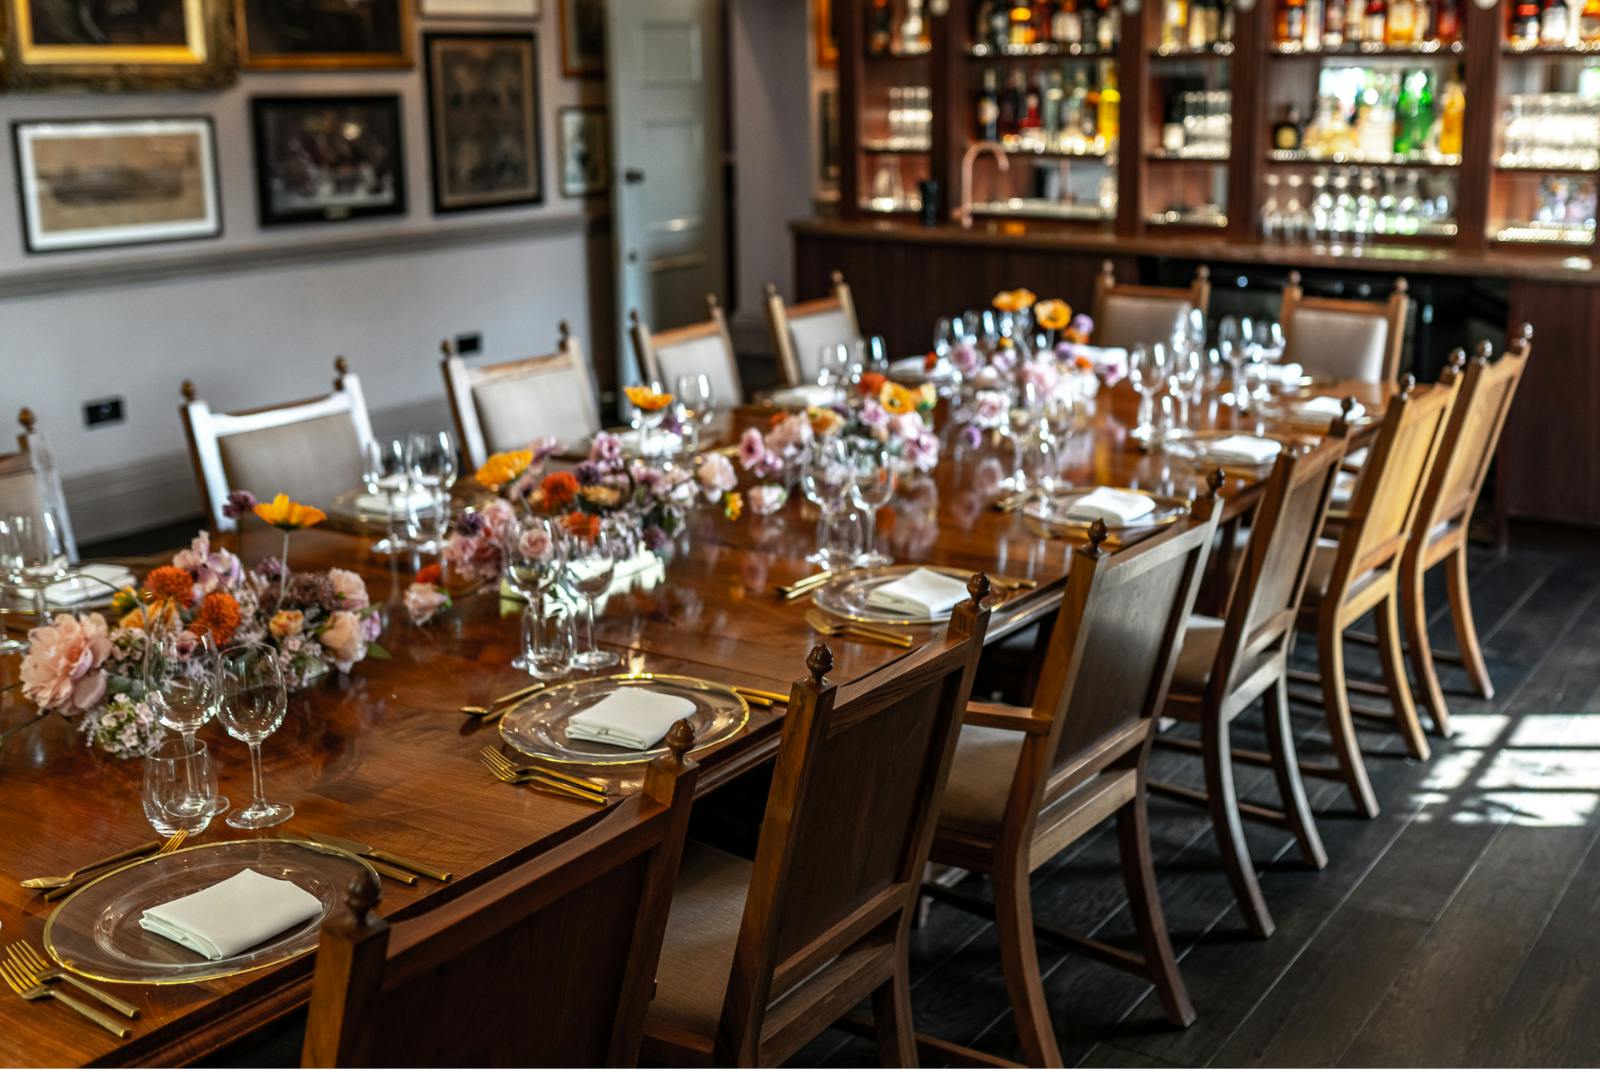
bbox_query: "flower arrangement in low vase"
[20,514,383,759]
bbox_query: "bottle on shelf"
[869,0,893,55]
[1325,0,1347,46]
[900,0,930,53]
[1434,0,1460,43]
[1386,0,1417,44]
[1096,0,1120,50]
[1163,0,1189,48]
[1084,67,1103,143]
[1541,0,1571,45]
[1020,74,1044,144]
[1000,68,1025,138]
[1345,0,1366,42]
[977,67,1002,141]
[1164,94,1187,152]
[1438,70,1464,156]
[1009,1,1036,45]
[1081,0,1101,47]
[1279,0,1307,44]
[1065,68,1089,149]
[1054,0,1084,45]
[1363,0,1387,44]
[1582,0,1600,40]
[981,0,1012,48]
[1512,0,1543,45]
[1044,68,1066,146]
[1392,68,1432,157]
[1097,62,1120,144]
[1274,103,1306,152]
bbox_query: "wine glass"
[566,524,620,670]
[635,380,671,462]
[817,343,851,401]
[0,519,28,654]
[866,335,891,374]
[674,373,715,455]
[504,516,568,675]
[7,511,69,621]
[146,633,230,818]
[406,431,457,555]
[143,738,218,837]
[363,439,410,556]
[801,437,854,567]
[1128,344,1162,442]
[933,317,956,358]
[848,440,895,567]
[218,642,291,830]
[1172,345,1204,430]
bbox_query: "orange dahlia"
[189,591,241,644]
[562,511,602,542]
[540,471,579,508]
[144,565,195,607]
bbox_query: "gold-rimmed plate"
[1019,486,1190,540]
[1259,398,1379,432]
[812,564,971,627]
[43,839,376,986]
[499,673,749,766]
[329,487,444,531]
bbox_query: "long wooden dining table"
[0,378,1392,1067]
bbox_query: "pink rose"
[404,583,448,626]
[697,453,737,495]
[952,342,982,378]
[320,610,364,669]
[20,612,111,713]
[973,391,1009,429]
[747,483,788,516]
[328,568,369,610]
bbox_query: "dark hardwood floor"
[795,529,1600,1068]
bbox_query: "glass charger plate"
[499,673,748,766]
[1165,430,1294,471]
[812,565,970,626]
[1258,399,1379,432]
[44,839,376,985]
[329,487,442,529]
[1019,486,1190,539]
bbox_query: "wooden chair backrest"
[1279,271,1409,384]
[764,270,862,387]
[1090,260,1211,350]
[717,581,991,1064]
[1416,327,1533,542]
[441,322,601,471]
[0,408,77,563]
[179,359,376,533]
[302,726,701,1068]
[1327,376,1458,602]
[1212,434,1347,701]
[629,295,745,406]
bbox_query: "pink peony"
[747,483,788,516]
[697,453,737,495]
[859,399,890,431]
[21,612,111,713]
[737,428,767,471]
[320,610,364,669]
[517,524,554,561]
[328,568,369,610]
[952,342,983,378]
[404,583,448,626]
[972,390,1009,429]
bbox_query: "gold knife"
[22,841,161,890]
[461,681,548,717]
[307,833,453,883]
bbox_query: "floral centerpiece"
[20,503,383,759]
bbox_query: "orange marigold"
[562,511,602,542]
[540,470,579,508]
[858,371,887,397]
[144,565,195,607]
[416,563,442,586]
[189,591,242,644]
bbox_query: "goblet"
[218,642,291,830]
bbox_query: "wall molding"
[0,213,589,303]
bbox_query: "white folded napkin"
[616,428,683,454]
[1252,361,1304,386]
[1065,487,1157,526]
[44,564,136,608]
[864,567,970,618]
[769,384,836,409]
[353,487,437,518]
[1294,396,1365,424]
[1063,344,1128,364]
[566,688,695,751]
[139,868,322,961]
[1203,435,1282,465]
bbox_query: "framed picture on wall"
[558,0,603,77]
[11,117,222,253]
[558,107,608,198]
[1,0,236,90]
[251,95,407,226]
[236,0,411,69]
[420,0,538,16]
[424,32,542,214]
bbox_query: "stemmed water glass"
[1171,345,1204,431]
[0,519,28,654]
[7,511,69,619]
[848,440,895,567]
[817,344,851,402]
[633,380,671,463]
[406,431,457,555]
[566,523,620,670]
[933,317,956,358]
[504,516,569,676]
[1129,343,1171,443]
[218,642,291,830]
[363,439,411,556]
[146,633,230,818]
[865,335,890,375]
[801,437,855,568]
[674,373,715,456]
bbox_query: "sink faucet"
[957,141,1009,229]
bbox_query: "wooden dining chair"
[924,499,1221,1067]
[0,408,77,563]
[441,321,602,471]
[1149,435,1348,939]
[629,295,745,407]
[1279,271,1409,385]
[1090,260,1211,350]
[640,578,992,1067]
[764,270,863,387]
[180,358,375,532]
[302,723,701,1068]
[1290,376,1458,819]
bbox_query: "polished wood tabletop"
[0,378,1389,1067]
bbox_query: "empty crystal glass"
[848,439,895,567]
[363,439,411,556]
[146,633,229,818]
[143,738,218,837]
[504,516,568,675]
[566,523,620,670]
[218,642,291,830]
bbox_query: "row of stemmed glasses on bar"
[362,430,459,557]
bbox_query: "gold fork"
[5,941,138,1019]
[0,959,130,1038]
[43,830,186,903]
[475,747,608,796]
[478,751,607,805]
[804,609,914,648]
[21,840,162,890]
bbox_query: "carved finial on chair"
[333,356,349,388]
[439,339,454,358]
[1474,339,1494,365]
[18,408,35,433]
[1206,468,1226,498]
[1393,277,1409,295]
[1447,348,1467,372]
[558,320,572,345]
[829,269,845,287]
[180,380,197,403]
[705,292,721,314]
[1195,264,1211,282]
[1398,374,1416,400]
[764,281,779,300]
[1287,270,1303,288]
[628,308,642,328]
[1084,518,1110,559]
[342,870,382,928]
[664,719,696,762]
[806,643,833,685]
[1099,259,1115,283]
[1518,322,1534,345]
[967,572,992,607]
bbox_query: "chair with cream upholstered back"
[1091,261,1211,350]
[0,408,77,563]
[442,322,601,472]
[179,358,375,532]
[1280,272,1409,384]
[629,296,744,407]
[764,271,863,387]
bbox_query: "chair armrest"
[964,701,1051,735]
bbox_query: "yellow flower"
[269,610,305,639]
[1034,299,1072,331]
[578,484,623,508]
[916,383,938,411]
[807,406,845,438]
[723,491,743,521]
[475,449,533,491]
[252,493,326,531]
[119,600,181,634]
[624,385,674,412]
[992,288,1038,313]
[878,382,918,416]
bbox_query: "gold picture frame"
[236,0,412,70]
[1,0,236,90]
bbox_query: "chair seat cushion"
[939,723,1024,835]
[646,842,753,1041]
[1171,614,1226,695]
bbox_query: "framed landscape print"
[424,32,542,214]
[420,0,538,16]
[558,107,608,198]
[1,0,236,90]
[11,117,221,253]
[251,96,407,226]
[558,0,603,77]
[236,0,410,69]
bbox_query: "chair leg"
[1263,673,1328,870]
[870,947,918,1068]
[1317,622,1380,818]
[1116,791,1196,1028]
[993,859,1063,1067]
[1200,709,1274,939]
[1375,591,1430,762]
[1446,545,1495,700]
[1401,560,1451,737]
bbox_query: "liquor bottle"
[1188,0,1211,47]
[1065,68,1089,142]
[1081,0,1100,46]
[1083,70,1101,139]
[1020,74,1044,143]
[1325,0,1346,46]
[1305,0,1325,47]
[1438,71,1465,156]
[1097,0,1119,49]
[1542,0,1570,43]
[1386,0,1416,43]
[1164,0,1189,47]
[987,0,1013,46]
[1221,0,1236,41]
[1001,69,1027,137]
[1044,68,1066,145]
[1582,0,1600,40]
[869,0,893,54]
[1009,1,1035,44]
[977,67,1002,139]
[1163,93,1187,152]
[1281,0,1307,42]
[1393,68,1425,155]
[900,0,929,53]
[1414,0,1432,42]
[1346,0,1366,40]
[1363,0,1386,43]
[1097,63,1120,143]
[1034,0,1054,40]
[1055,0,1084,43]
[1273,103,1305,151]
[1434,0,1459,41]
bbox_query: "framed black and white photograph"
[2,0,236,90]
[250,95,406,226]
[236,0,411,69]
[420,0,538,16]
[558,107,608,198]
[424,32,542,214]
[558,0,603,77]
[11,117,221,253]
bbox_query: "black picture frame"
[423,31,543,215]
[236,0,412,70]
[250,94,407,227]
[557,106,608,198]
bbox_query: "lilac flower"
[590,432,623,465]
[530,436,561,464]
[858,399,890,431]
[574,460,603,486]
[455,509,487,537]
[643,525,670,552]
[960,424,983,450]
[1069,313,1094,338]
[990,347,1018,376]
[222,489,257,520]
[951,342,983,379]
